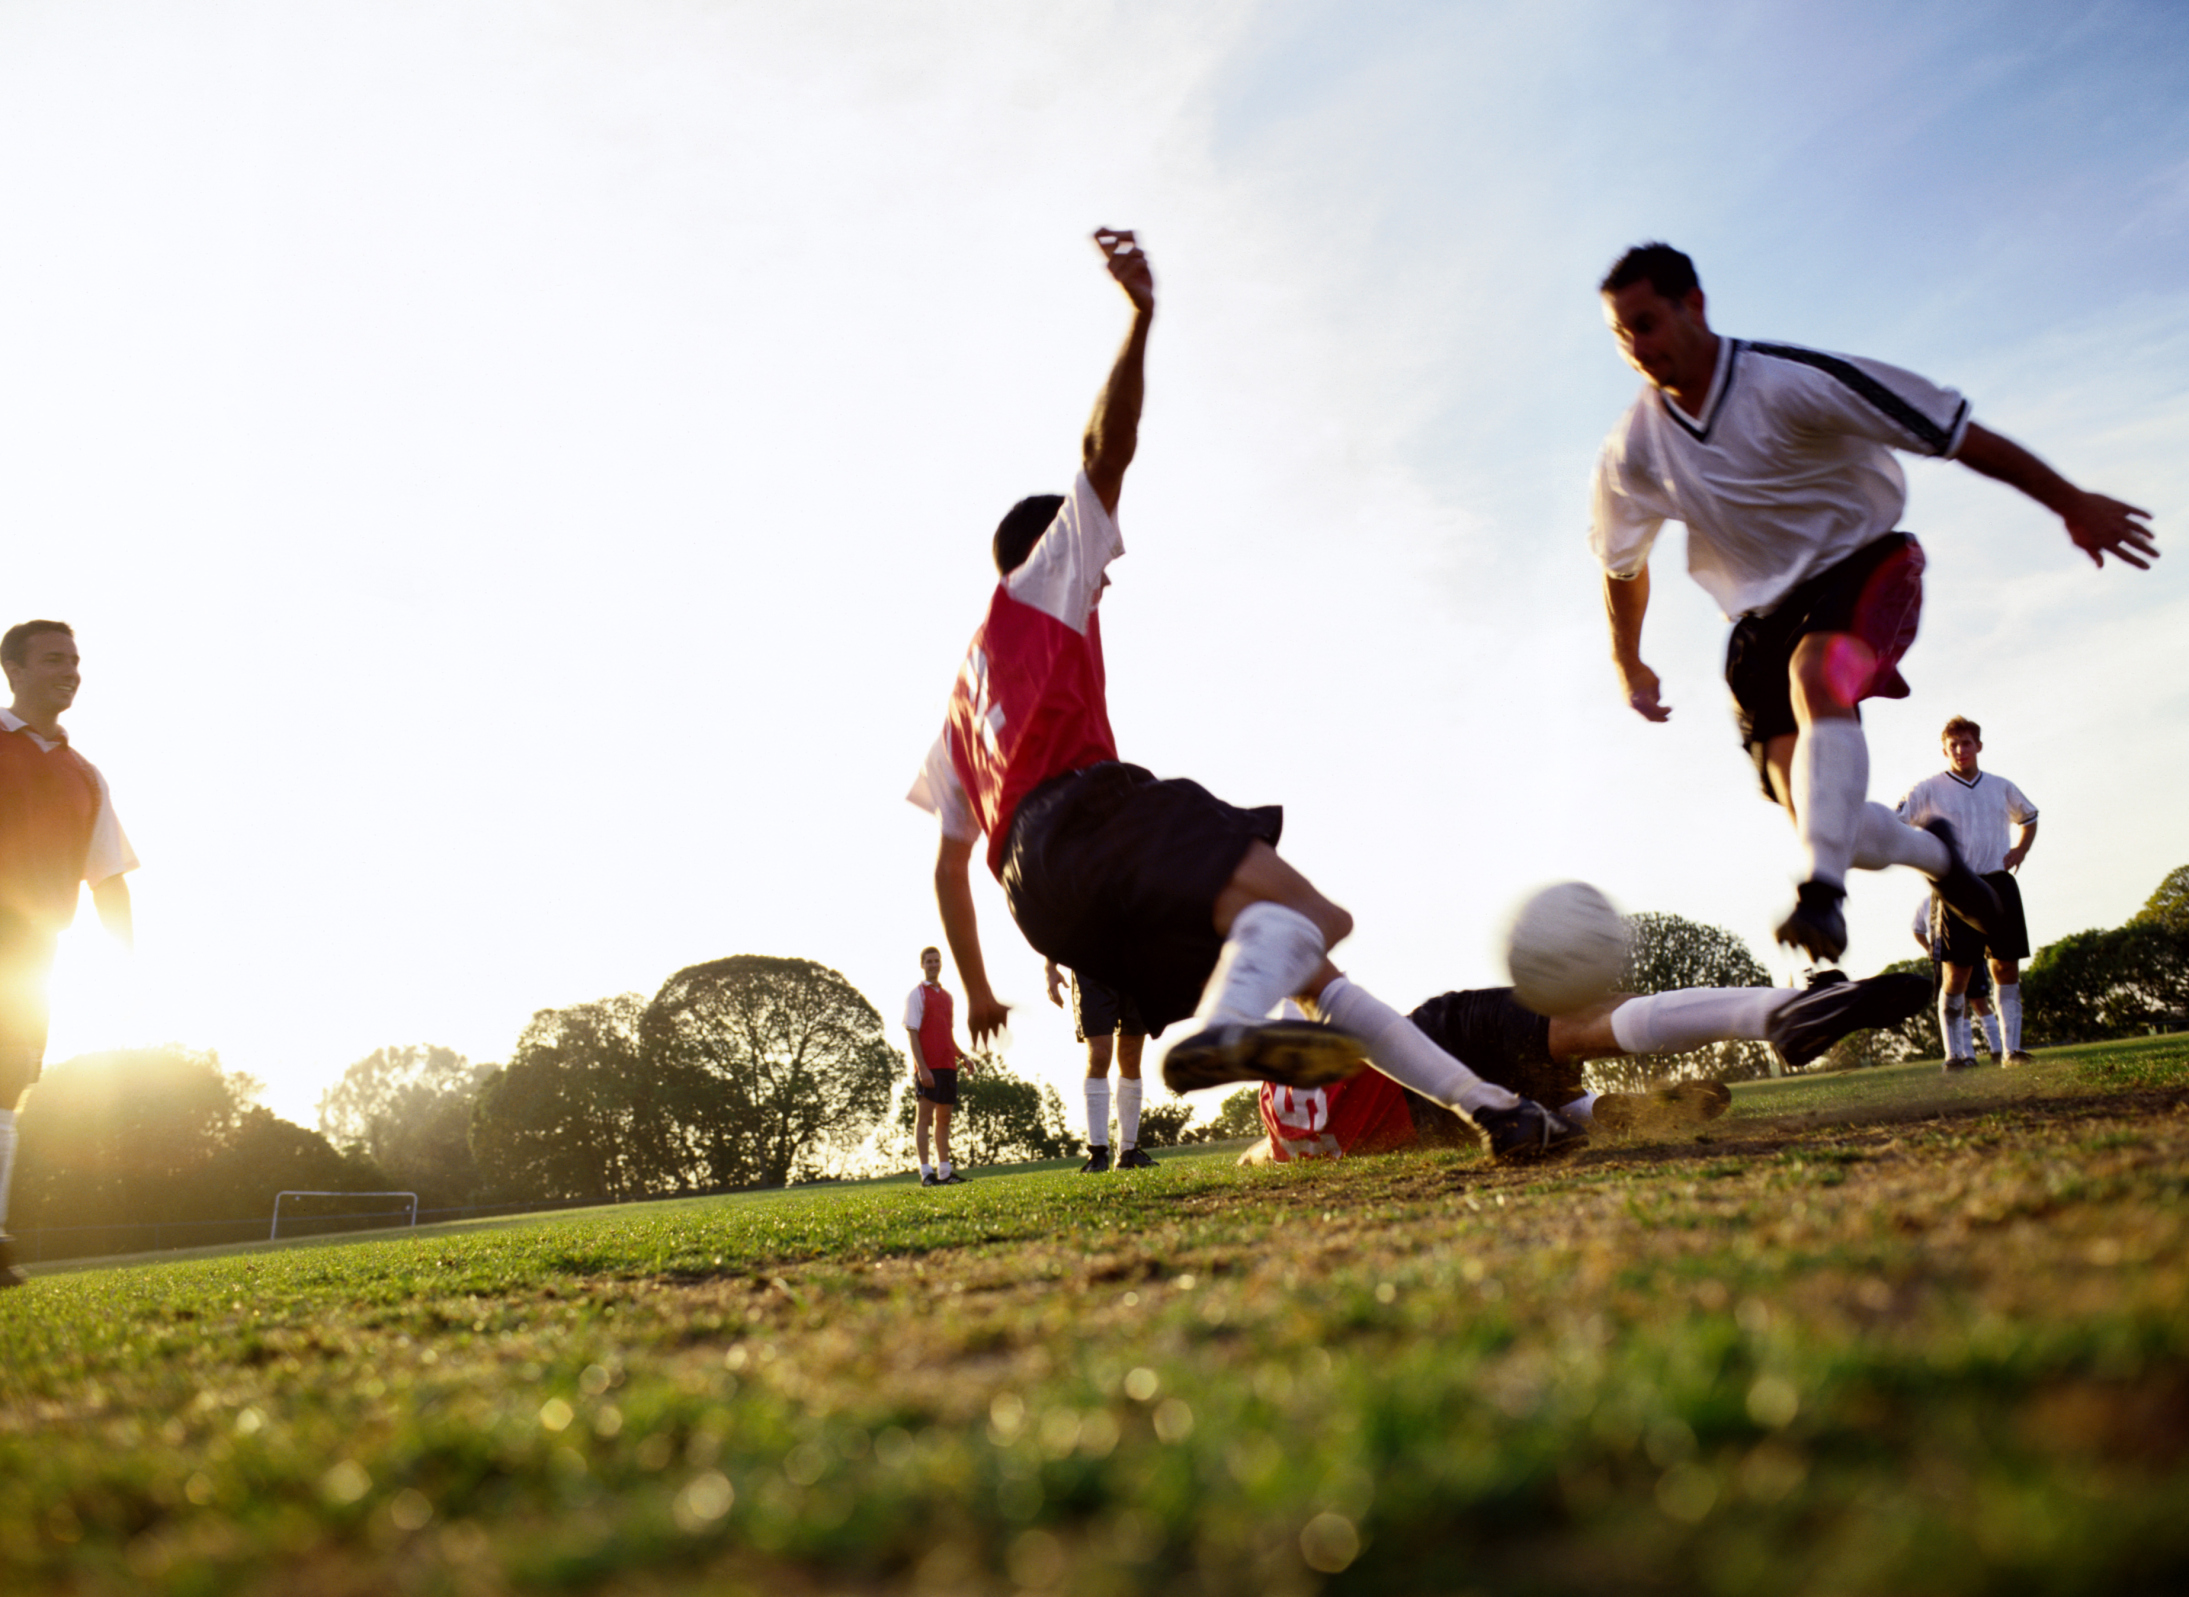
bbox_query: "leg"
[1114,1031,1146,1156]
[1939,961,1976,1066]
[915,1098,934,1172]
[933,1103,954,1172]
[1081,1032,1114,1169]
[1992,957,2026,1060]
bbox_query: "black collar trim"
[1658,339,1741,444]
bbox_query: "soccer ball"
[1505,881,1629,1016]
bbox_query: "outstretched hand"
[1093,227,1154,312]
[967,994,1013,1047]
[1618,659,1672,722]
[2064,492,2158,571]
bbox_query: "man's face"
[6,631,80,715]
[921,949,942,982]
[1945,731,1981,776]
[1603,282,1714,395]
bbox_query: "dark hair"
[920,945,940,961]
[1942,716,1981,743]
[1,620,73,669]
[1600,242,1700,302]
[993,494,1066,577]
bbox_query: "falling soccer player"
[1590,243,2156,965]
[907,230,1587,1163]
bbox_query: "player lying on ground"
[907,230,1586,1164]
[1591,243,2156,965]
[1244,970,1930,1163]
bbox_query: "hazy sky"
[5,0,2184,1130]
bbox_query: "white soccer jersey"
[1591,336,1972,618]
[1896,770,2038,876]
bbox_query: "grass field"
[5,1037,2187,1595]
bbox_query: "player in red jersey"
[903,945,975,1185]
[908,231,1584,1164]
[1,621,140,1286]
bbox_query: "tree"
[2020,921,2189,1046]
[472,994,687,1204]
[1187,1086,1266,1143]
[1135,1096,1196,1149]
[1592,911,1779,1090]
[890,1054,1075,1167]
[2134,864,2189,935]
[316,1044,499,1211]
[643,956,900,1188]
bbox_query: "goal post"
[270,1190,419,1242]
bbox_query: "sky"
[3,0,2185,1132]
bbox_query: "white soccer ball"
[1505,881,1629,1016]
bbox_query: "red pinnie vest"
[946,584,1118,879]
[915,984,958,1075]
[0,726,102,928]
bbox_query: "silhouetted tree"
[1592,911,1778,1089]
[890,1054,1074,1167]
[2134,863,2189,936]
[644,956,900,1188]
[317,1044,499,1210]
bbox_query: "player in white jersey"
[1899,716,2040,1067]
[1590,243,2156,965]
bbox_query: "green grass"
[5,1040,2188,1595]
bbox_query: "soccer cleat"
[1115,1147,1156,1170]
[1160,1020,1368,1095]
[939,1171,967,1185]
[1592,1080,1733,1134]
[1471,1098,1590,1165]
[1079,1145,1112,1174]
[1775,880,1848,963]
[1920,818,2003,937]
[919,1172,940,1187]
[2005,1050,2035,1069]
[1940,1056,1979,1075]
[1765,971,1932,1068]
[0,1234,23,1289]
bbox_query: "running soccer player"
[1246,968,1929,1163]
[1898,716,2040,1067]
[908,229,1586,1164]
[1045,959,1153,1172]
[1591,243,2157,964]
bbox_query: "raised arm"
[1604,567,1671,722]
[1082,228,1156,517]
[934,832,1010,1045]
[2005,817,2037,873]
[1955,423,2158,571]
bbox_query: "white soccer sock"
[0,1109,14,1229]
[1939,992,1970,1058]
[1609,988,1791,1055]
[1792,719,1869,889]
[1084,1079,1110,1148]
[938,1159,953,1178]
[1116,1078,1143,1149]
[1851,801,1950,876]
[1978,1012,2004,1056]
[1316,976,1519,1115]
[1998,986,2023,1052]
[1561,1093,1598,1125]
[1196,903,1327,1028]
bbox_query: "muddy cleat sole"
[1472,1098,1590,1164]
[1160,1020,1368,1094]
[1921,818,2003,937]
[1078,1145,1111,1174]
[1593,1080,1733,1134]
[1766,971,1932,1068]
[2004,1050,2035,1069]
[1775,879,1849,963]
[1115,1147,1156,1170]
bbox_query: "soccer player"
[1248,968,1928,1163]
[1591,244,2157,964]
[1912,893,2002,1067]
[1898,717,2040,1068]
[903,945,974,1186]
[1,621,139,1287]
[1044,959,1153,1172]
[908,229,1586,1165]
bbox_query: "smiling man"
[1590,243,2156,966]
[0,620,139,1287]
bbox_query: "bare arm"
[1044,959,1065,1008]
[92,876,133,951]
[2004,817,2037,873]
[1603,567,1670,722]
[935,832,1010,1045]
[1082,228,1155,517]
[1956,423,2158,571]
[905,1029,934,1089]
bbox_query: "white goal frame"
[270,1190,419,1241]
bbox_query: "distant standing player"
[904,945,973,1186]
[1912,893,2002,1066]
[1,621,139,1287]
[1045,959,1153,1172]
[1591,243,2156,963]
[1899,717,2040,1068]
[907,229,1586,1164]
